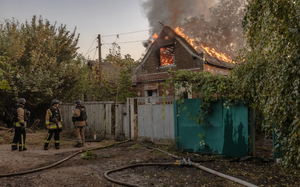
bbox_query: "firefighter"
[12,98,30,151]
[72,100,87,147]
[44,99,63,150]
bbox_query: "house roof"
[205,54,235,69]
[136,26,234,70]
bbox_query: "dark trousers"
[12,127,26,150]
[44,129,60,148]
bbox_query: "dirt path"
[0,128,300,186]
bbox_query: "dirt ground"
[0,126,299,187]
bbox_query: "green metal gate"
[174,99,253,157]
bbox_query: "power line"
[101,39,111,50]
[104,40,145,44]
[85,47,97,57]
[84,38,97,57]
[93,47,97,60]
[102,29,150,37]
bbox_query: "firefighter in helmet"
[12,98,30,151]
[72,100,87,147]
[44,99,63,150]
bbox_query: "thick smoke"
[142,0,216,34]
[141,0,245,58]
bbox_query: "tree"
[0,16,81,125]
[89,43,137,102]
[59,53,90,103]
[233,0,300,168]
[0,55,11,90]
[163,0,300,168]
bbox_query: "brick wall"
[135,27,206,97]
[137,41,203,76]
[136,81,175,97]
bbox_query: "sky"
[0,0,150,61]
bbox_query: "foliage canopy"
[0,55,11,90]
[85,43,137,102]
[238,0,300,168]
[165,0,300,168]
[0,16,82,122]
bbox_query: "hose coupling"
[175,157,192,166]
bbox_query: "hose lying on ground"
[104,163,176,187]
[104,159,258,187]
[0,139,131,178]
[136,140,258,187]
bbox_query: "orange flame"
[152,33,158,43]
[174,27,197,50]
[160,48,174,66]
[201,44,233,63]
[151,27,233,63]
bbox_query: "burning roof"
[137,26,235,70]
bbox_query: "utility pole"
[97,34,102,86]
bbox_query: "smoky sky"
[141,0,217,35]
[141,0,245,57]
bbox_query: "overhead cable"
[84,38,97,57]
[93,47,97,60]
[84,47,97,57]
[104,40,145,45]
[102,29,150,37]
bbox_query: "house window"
[147,90,153,97]
[183,91,188,99]
[160,45,175,66]
[145,90,157,97]
[145,90,158,104]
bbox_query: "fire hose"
[0,139,258,187]
[0,139,131,178]
[103,140,258,187]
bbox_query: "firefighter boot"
[12,145,18,151]
[19,147,27,151]
[74,143,83,147]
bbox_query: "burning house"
[134,26,234,98]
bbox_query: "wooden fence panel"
[60,101,116,140]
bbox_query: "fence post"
[115,103,125,140]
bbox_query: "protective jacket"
[73,105,87,127]
[45,106,62,129]
[12,104,27,127]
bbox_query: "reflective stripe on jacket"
[45,108,63,129]
[14,108,26,127]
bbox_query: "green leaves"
[0,55,11,90]
[240,0,300,168]
[0,16,80,106]
[162,70,246,125]
[87,43,137,102]
[162,0,300,169]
